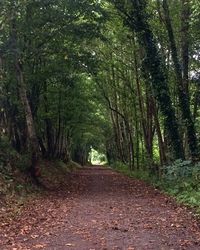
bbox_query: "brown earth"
[0,166,200,250]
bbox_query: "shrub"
[112,159,200,209]
[161,159,200,207]
[111,161,151,181]
[0,136,30,174]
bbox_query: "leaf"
[65,243,75,247]
[34,244,46,249]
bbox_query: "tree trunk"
[151,97,167,166]
[15,61,39,179]
[11,13,39,180]
[119,0,185,159]
[162,0,199,160]
[181,0,190,95]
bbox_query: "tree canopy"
[0,0,200,178]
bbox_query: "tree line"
[0,0,200,180]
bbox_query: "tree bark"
[15,61,39,178]
[10,12,39,180]
[181,0,190,95]
[163,0,199,160]
[113,0,185,159]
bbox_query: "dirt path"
[1,166,200,250]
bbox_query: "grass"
[111,161,154,182]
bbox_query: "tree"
[111,0,185,159]
[162,0,199,160]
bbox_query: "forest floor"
[0,166,200,250]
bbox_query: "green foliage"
[0,136,31,173]
[0,137,18,172]
[162,160,200,186]
[162,159,193,181]
[89,148,107,165]
[111,161,151,182]
[160,160,200,208]
[111,159,200,210]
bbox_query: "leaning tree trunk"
[15,61,39,179]
[10,13,39,180]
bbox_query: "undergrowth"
[0,136,81,220]
[0,136,81,196]
[160,160,200,212]
[111,161,151,181]
[38,160,81,189]
[111,160,200,213]
[0,137,32,197]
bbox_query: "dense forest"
[1,1,200,248]
[0,0,200,195]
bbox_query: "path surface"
[1,166,200,250]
